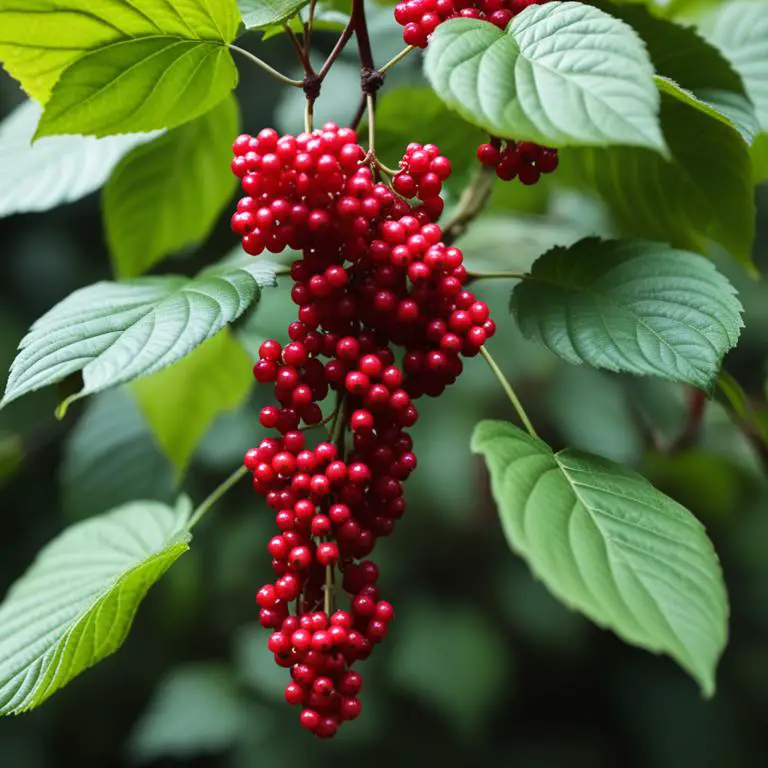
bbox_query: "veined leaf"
[132,330,252,477]
[0,257,278,413]
[0,498,192,714]
[424,4,665,151]
[511,238,743,390]
[104,96,239,278]
[0,0,242,104]
[472,420,728,696]
[36,37,238,138]
[0,100,161,218]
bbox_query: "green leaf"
[511,238,743,390]
[560,93,756,266]
[472,420,729,696]
[104,97,239,277]
[0,432,23,488]
[0,100,162,218]
[132,331,252,477]
[0,498,192,714]
[238,0,310,28]
[0,0,242,105]
[60,389,175,522]
[0,257,278,413]
[128,663,247,763]
[753,132,768,183]
[705,1,768,130]
[424,4,666,151]
[36,37,238,138]
[655,76,757,142]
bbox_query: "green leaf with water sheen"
[472,420,728,696]
[0,498,191,714]
[104,97,239,277]
[0,257,277,412]
[511,238,743,390]
[424,4,665,151]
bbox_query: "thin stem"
[367,93,376,154]
[228,45,303,87]
[186,464,249,531]
[352,0,375,71]
[285,24,312,74]
[379,45,416,74]
[442,165,496,245]
[468,270,528,282]
[480,346,538,438]
[318,18,355,80]
[305,0,318,57]
[305,98,314,132]
[375,159,399,177]
[324,564,333,615]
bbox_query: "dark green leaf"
[238,0,310,28]
[511,238,743,389]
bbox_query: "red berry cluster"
[477,140,559,184]
[394,0,545,47]
[232,123,495,738]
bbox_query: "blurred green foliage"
[1,4,768,767]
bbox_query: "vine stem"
[284,24,312,74]
[367,93,376,155]
[186,464,249,531]
[228,45,303,87]
[442,164,496,245]
[379,45,416,74]
[318,18,355,80]
[305,98,314,132]
[479,346,538,438]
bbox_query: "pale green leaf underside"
[0,100,162,218]
[560,94,756,266]
[706,0,768,130]
[132,330,252,477]
[424,3,665,151]
[0,0,242,103]
[472,420,728,696]
[36,37,238,138]
[238,0,310,28]
[0,499,192,714]
[511,238,743,389]
[104,96,239,278]
[0,258,278,411]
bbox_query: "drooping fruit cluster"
[477,140,559,184]
[232,123,494,738]
[394,0,546,47]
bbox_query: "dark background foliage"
[2,10,768,768]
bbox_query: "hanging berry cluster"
[232,123,495,738]
[393,0,558,185]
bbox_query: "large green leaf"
[60,389,176,522]
[0,498,192,714]
[424,4,666,151]
[705,1,768,130]
[511,238,743,390]
[0,257,277,413]
[238,0,310,28]
[36,37,238,138]
[132,330,252,476]
[104,97,239,278]
[560,93,756,265]
[0,0,242,106]
[472,420,728,696]
[0,100,161,218]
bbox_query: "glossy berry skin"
[235,124,495,740]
